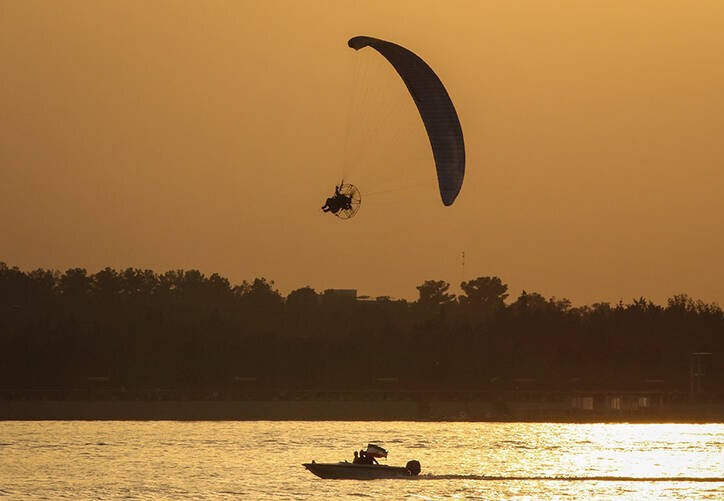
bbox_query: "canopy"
[348,36,465,206]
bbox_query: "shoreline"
[3,399,724,422]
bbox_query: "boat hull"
[303,461,412,479]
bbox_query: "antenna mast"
[461,251,466,285]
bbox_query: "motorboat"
[304,444,420,480]
[303,460,421,479]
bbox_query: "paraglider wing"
[348,36,465,206]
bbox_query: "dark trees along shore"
[1,262,723,395]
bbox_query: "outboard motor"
[405,460,421,476]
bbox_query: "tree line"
[1,262,722,395]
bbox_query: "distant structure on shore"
[323,289,357,300]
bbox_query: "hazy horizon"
[2,1,723,305]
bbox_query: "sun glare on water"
[560,424,720,479]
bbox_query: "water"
[1,421,723,500]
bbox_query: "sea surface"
[1,421,723,500]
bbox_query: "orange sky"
[2,1,723,305]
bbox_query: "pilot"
[321,185,351,214]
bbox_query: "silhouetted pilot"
[321,185,352,214]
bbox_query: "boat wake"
[414,474,724,483]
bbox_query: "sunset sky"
[2,1,723,305]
